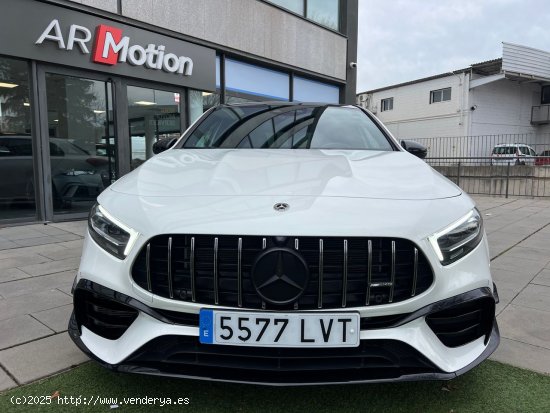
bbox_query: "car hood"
[110,149,461,200]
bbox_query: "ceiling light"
[0,82,18,88]
[53,119,59,122]
[202,92,212,96]
[134,101,157,106]
[23,102,30,107]
[93,110,106,114]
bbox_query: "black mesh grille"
[74,289,139,340]
[131,235,434,310]
[425,296,495,347]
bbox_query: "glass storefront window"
[306,0,340,31]
[293,76,340,103]
[45,74,115,216]
[127,86,181,169]
[189,90,220,124]
[266,0,340,31]
[0,57,35,220]
[268,0,304,15]
[225,59,289,101]
[188,55,222,123]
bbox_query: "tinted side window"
[0,138,12,156]
[49,142,64,156]
[7,138,33,156]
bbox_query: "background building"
[357,43,550,158]
[0,0,358,223]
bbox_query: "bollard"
[505,161,510,198]
[456,161,461,187]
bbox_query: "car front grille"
[131,235,434,310]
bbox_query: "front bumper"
[69,280,499,385]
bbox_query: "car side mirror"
[401,139,428,159]
[152,137,177,154]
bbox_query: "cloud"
[356,0,550,92]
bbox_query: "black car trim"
[73,279,496,330]
[68,310,499,386]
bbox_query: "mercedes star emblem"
[273,202,289,212]
[251,248,309,305]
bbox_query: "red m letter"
[92,25,124,65]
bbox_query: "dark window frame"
[542,85,550,105]
[430,87,452,104]
[262,0,342,34]
[381,97,394,112]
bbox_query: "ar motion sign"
[35,19,194,76]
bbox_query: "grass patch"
[1,360,549,412]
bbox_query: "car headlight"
[88,203,139,260]
[429,208,484,265]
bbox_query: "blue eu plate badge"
[199,309,214,344]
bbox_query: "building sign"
[36,20,194,76]
[0,0,215,90]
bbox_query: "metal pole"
[505,161,510,198]
[457,161,461,187]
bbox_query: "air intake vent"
[74,289,138,340]
[425,296,495,347]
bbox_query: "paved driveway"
[0,196,549,390]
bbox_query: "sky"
[356,0,550,92]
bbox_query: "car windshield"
[181,105,394,151]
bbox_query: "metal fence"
[426,157,550,198]
[405,134,550,198]
[413,133,550,159]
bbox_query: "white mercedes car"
[69,103,499,385]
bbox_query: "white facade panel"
[361,74,468,140]
[502,42,550,80]
[470,79,541,136]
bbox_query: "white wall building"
[357,43,550,157]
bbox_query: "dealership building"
[0,0,358,223]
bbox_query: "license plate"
[199,309,360,347]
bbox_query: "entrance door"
[42,72,116,218]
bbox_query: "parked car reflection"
[0,135,109,210]
[535,150,550,166]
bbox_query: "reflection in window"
[184,105,266,148]
[293,76,340,103]
[306,0,340,31]
[182,105,393,151]
[0,57,35,220]
[189,90,221,124]
[267,0,304,14]
[266,0,340,31]
[225,59,289,101]
[127,86,181,169]
[186,55,222,122]
[45,74,115,215]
